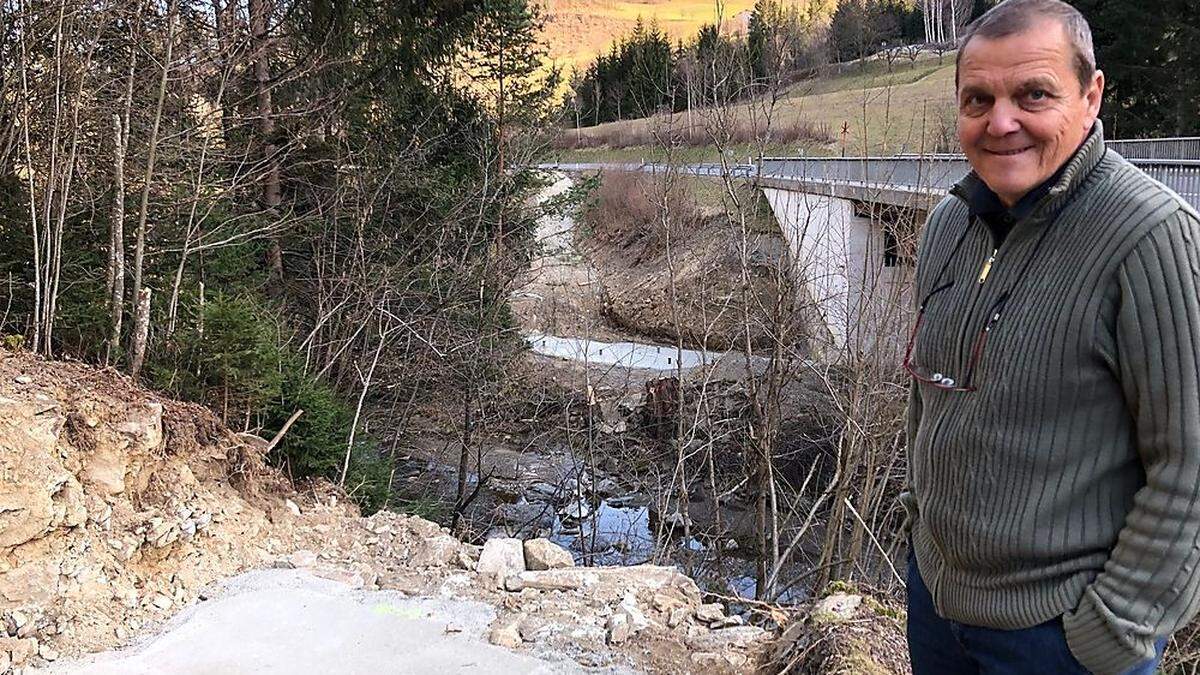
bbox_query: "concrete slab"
[40,569,583,675]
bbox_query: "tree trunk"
[451,390,475,531]
[129,287,152,377]
[340,330,385,488]
[938,0,945,43]
[212,0,241,151]
[107,113,126,362]
[129,0,177,371]
[250,0,284,289]
[496,46,505,178]
[18,7,42,353]
[108,25,137,363]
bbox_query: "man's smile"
[984,146,1036,156]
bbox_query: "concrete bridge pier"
[761,186,916,363]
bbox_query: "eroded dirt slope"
[0,350,775,673]
[0,349,366,668]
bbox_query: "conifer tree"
[1068,0,1199,137]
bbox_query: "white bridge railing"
[1107,137,1200,160]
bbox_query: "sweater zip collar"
[937,126,1106,386]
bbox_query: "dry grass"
[539,0,761,70]
[791,55,951,97]
[578,170,795,350]
[582,171,692,246]
[560,58,958,158]
[583,171,775,239]
[553,117,833,150]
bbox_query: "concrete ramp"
[40,570,583,675]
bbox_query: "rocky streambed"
[389,436,812,616]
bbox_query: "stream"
[394,445,809,605]
[543,487,808,605]
[401,174,810,607]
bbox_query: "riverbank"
[0,348,796,674]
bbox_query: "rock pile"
[0,350,776,674]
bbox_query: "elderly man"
[901,0,1200,673]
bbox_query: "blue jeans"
[907,554,1168,674]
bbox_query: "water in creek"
[550,498,655,567]
[546,492,810,605]
[390,432,814,605]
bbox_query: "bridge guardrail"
[543,154,1200,210]
[757,156,1200,209]
[1107,137,1200,160]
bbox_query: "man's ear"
[1084,70,1104,127]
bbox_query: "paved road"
[40,570,584,675]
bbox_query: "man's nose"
[986,100,1022,136]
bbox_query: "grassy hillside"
[540,0,760,71]
[552,55,958,161]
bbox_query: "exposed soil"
[0,348,797,674]
[512,175,626,344]
[514,172,800,354]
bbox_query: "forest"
[0,0,563,510]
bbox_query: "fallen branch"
[266,409,304,453]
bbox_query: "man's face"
[956,20,1103,207]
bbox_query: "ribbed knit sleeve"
[1064,208,1200,674]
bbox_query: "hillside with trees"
[564,0,966,128]
[538,0,760,69]
[0,0,561,512]
[563,0,1199,139]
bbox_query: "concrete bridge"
[546,141,1200,359]
[549,146,1200,210]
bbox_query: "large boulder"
[606,613,631,645]
[412,535,462,567]
[522,538,574,571]
[504,568,599,592]
[476,538,525,588]
[695,603,726,624]
[503,565,702,606]
[811,592,863,624]
[79,443,128,496]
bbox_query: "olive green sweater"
[902,126,1200,675]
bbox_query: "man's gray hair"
[956,0,1096,91]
